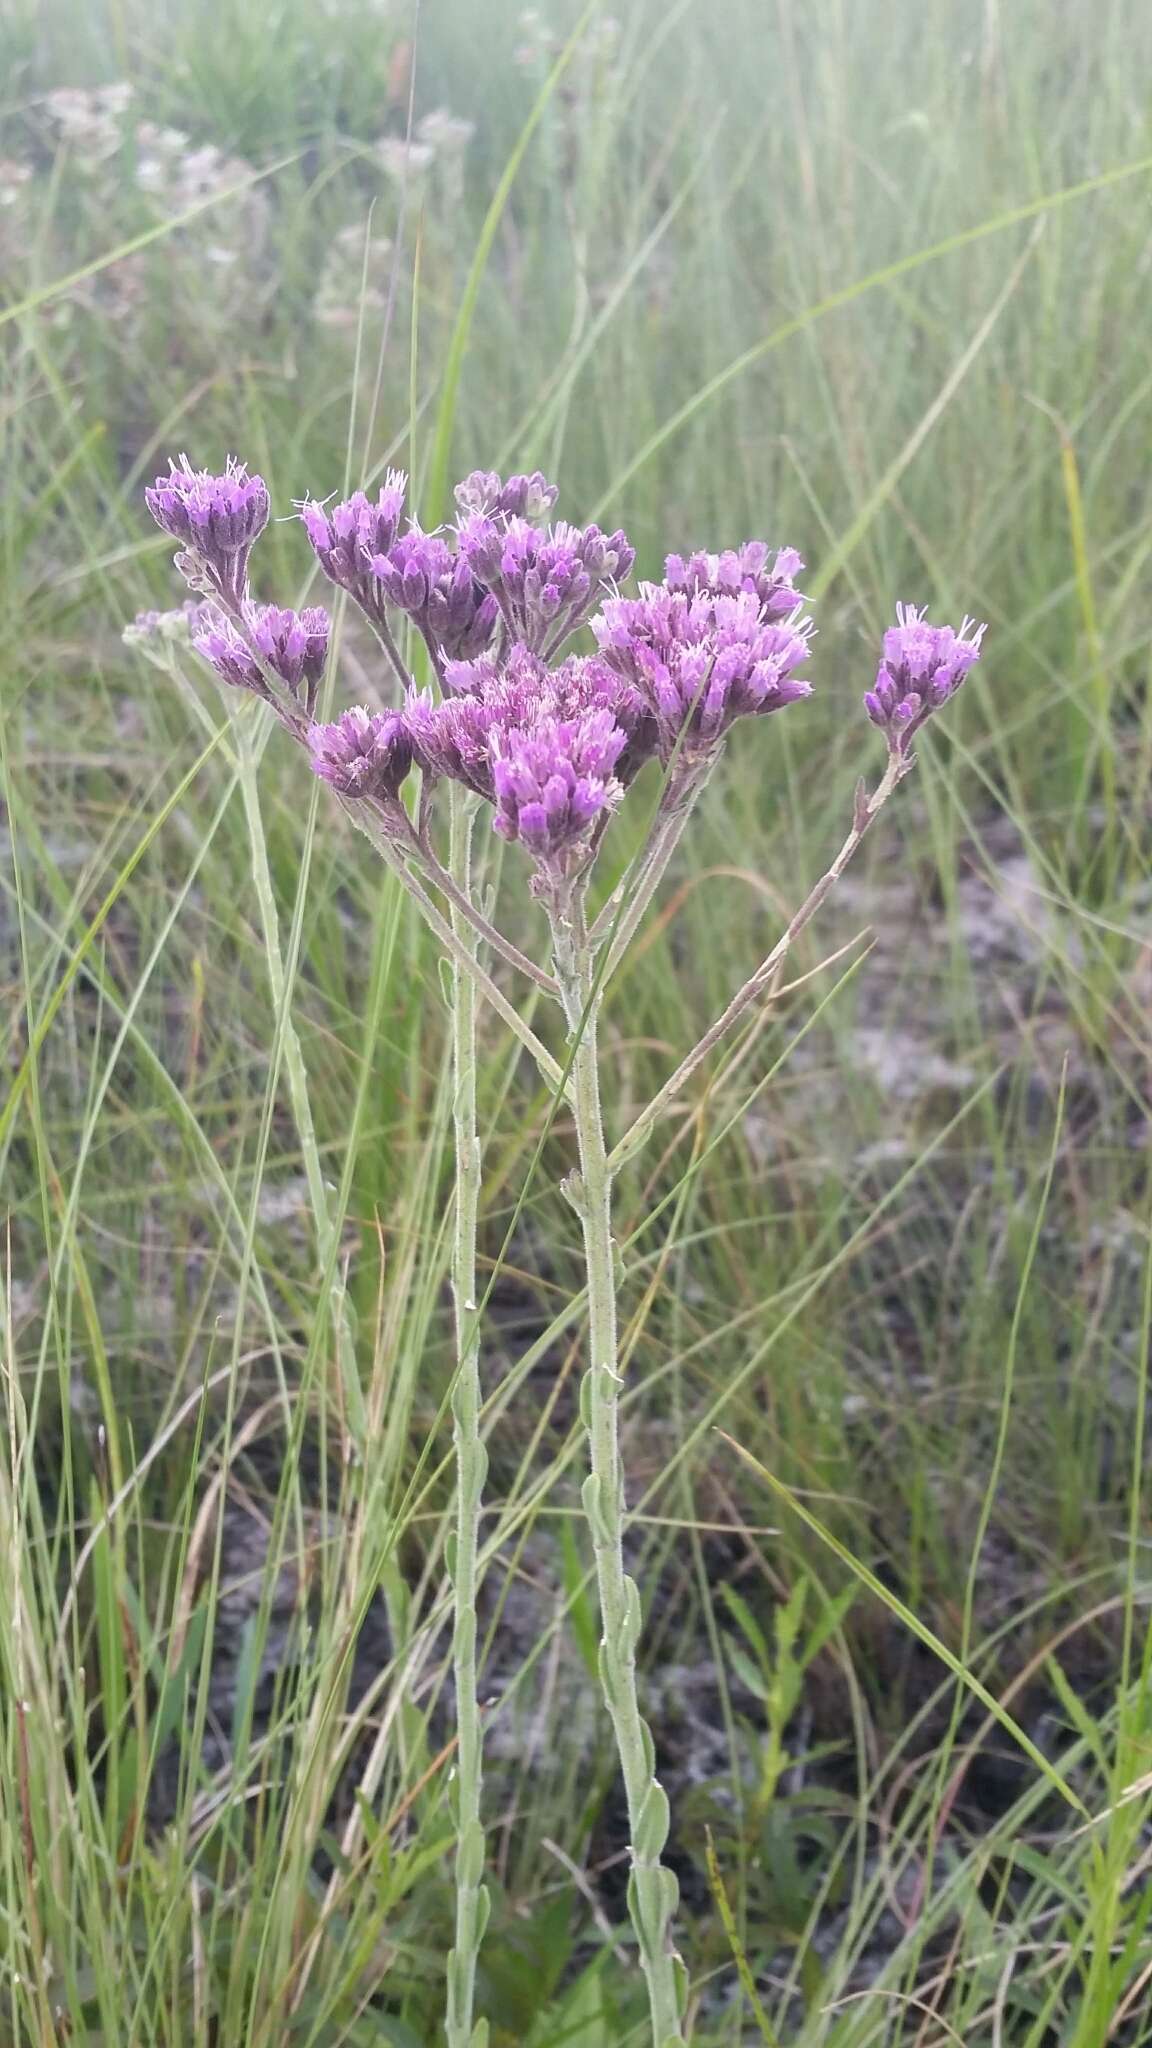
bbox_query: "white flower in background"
[134,124,256,213]
[96,82,134,117]
[373,136,436,183]
[514,8,547,67]
[315,223,394,328]
[135,122,191,156]
[515,10,621,72]
[181,146,235,201]
[372,108,472,213]
[42,83,133,165]
[5,85,470,342]
[0,159,32,207]
[416,108,474,156]
[135,122,195,195]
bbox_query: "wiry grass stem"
[444,789,491,2048]
[551,901,686,2048]
[235,713,362,1432]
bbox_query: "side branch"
[608,752,910,1170]
[341,799,570,1099]
[402,815,560,998]
[587,759,711,978]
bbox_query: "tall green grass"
[3,0,1152,2039]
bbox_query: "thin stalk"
[551,903,686,2048]
[235,715,361,1426]
[401,814,559,996]
[609,749,909,1171]
[445,789,491,2048]
[340,798,569,1096]
[375,611,418,697]
[589,757,712,980]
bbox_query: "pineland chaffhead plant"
[132,452,985,2048]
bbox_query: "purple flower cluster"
[491,708,627,857]
[299,472,407,609]
[374,528,500,662]
[146,456,270,605]
[306,647,634,870]
[456,514,635,654]
[454,469,559,522]
[307,706,413,800]
[403,685,508,799]
[664,541,805,617]
[442,644,653,774]
[290,456,647,869]
[138,453,989,885]
[193,601,330,715]
[592,584,813,760]
[864,604,986,754]
[299,473,501,665]
[401,645,642,864]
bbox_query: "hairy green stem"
[400,813,559,995]
[445,791,491,2048]
[552,905,686,2048]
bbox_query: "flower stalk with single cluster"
[133,451,985,2048]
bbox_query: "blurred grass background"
[3,0,1152,2041]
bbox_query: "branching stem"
[609,751,910,1171]
[340,799,569,1098]
[400,812,559,996]
[588,758,712,980]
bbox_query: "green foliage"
[4,0,1152,2038]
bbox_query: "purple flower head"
[442,651,503,698]
[403,633,652,841]
[864,604,986,754]
[592,584,813,760]
[490,706,627,863]
[192,607,262,692]
[664,541,805,618]
[443,641,548,702]
[545,652,658,784]
[404,686,519,800]
[247,603,331,713]
[457,515,636,654]
[307,706,414,800]
[374,525,500,662]
[454,469,559,523]
[299,480,500,660]
[406,650,555,799]
[145,456,270,603]
[192,601,330,715]
[435,642,657,787]
[299,471,408,595]
[375,526,453,609]
[452,514,509,585]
